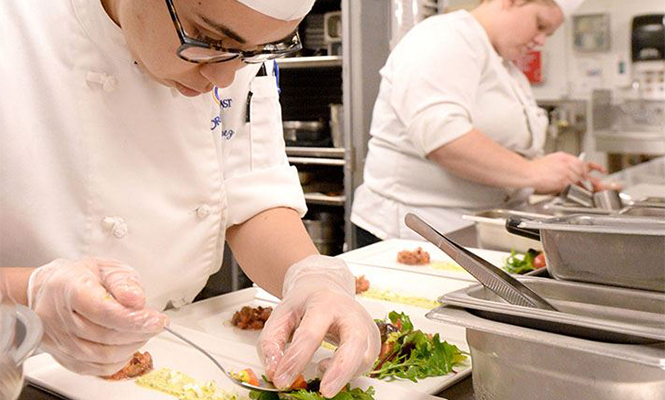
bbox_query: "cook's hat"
[237,0,316,21]
[552,0,586,19]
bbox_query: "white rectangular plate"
[24,326,443,400]
[166,275,472,396]
[338,239,510,281]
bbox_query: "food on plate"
[429,261,465,273]
[358,287,438,309]
[355,275,370,294]
[231,306,273,330]
[231,368,262,387]
[102,351,153,380]
[249,377,375,400]
[396,247,430,265]
[235,368,308,391]
[371,311,467,382]
[503,249,546,274]
[135,367,241,400]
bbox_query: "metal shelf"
[276,56,343,69]
[304,193,346,206]
[288,156,345,166]
[286,147,345,158]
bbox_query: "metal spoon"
[163,326,281,393]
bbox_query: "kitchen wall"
[533,0,665,100]
[445,0,665,167]
[447,0,665,99]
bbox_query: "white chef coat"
[351,11,548,239]
[0,0,306,310]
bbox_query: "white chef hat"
[236,0,316,21]
[551,0,585,19]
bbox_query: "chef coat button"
[102,217,116,230]
[85,71,117,92]
[196,205,211,219]
[101,76,118,92]
[171,297,187,309]
[102,216,128,238]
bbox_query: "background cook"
[352,0,607,244]
[0,0,380,396]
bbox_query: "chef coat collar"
[71,0,133,64]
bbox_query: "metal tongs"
[405,213,558,311]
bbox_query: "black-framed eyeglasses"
[164,0,302,64]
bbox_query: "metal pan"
[461,209,546,252]
[427,305,665,400]
[506,214,665,292]
[439,276,665,344]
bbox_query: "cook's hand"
[528,152,605,194]
[258,255,380,397]
[28,258,168,375]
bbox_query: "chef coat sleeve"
[221,63,307,228]
[390,29,485,157]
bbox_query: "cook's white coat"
[352,11,548,238]
[0,0,306,310]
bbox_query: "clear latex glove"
[257,255,381,398]
[28,258,168,376]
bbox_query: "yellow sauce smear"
[135,368,246,400]
[428,261,467,273]
[359,288,439,309]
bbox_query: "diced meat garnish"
[397,247,430,265]
[102,351,153,380]
[231,306,273,330]
[355,275,370,294]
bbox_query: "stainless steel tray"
[519,214,665,235]
[543,196,611,215]
[512,215,665,292]
[461,209,545,252]
[439,277,665,344]
[620,205,665,217]
[427,306,665,400]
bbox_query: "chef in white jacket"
[0,0,379,396]
[352,0,605,244]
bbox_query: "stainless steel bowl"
[1,304,43,400]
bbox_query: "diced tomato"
[534,252,546,269]
[396,319,402,331]
[290,374,308,390]
[378,341,394,360]
[242,368,260,386]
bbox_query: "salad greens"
[249,381,375,400]
[370,311,466,382]
[503,249,539,274]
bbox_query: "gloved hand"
[28,257,168,375]
[258,255,380,398]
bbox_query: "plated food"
[355,275,370,294]
[396,248,430,265]
[102,351,154,380]
[248,378,375,400]
[135,367,241,400]
[358,288,439,309]
[231,306,273,330]
[503,249,546,274]
[371,311,466,382]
